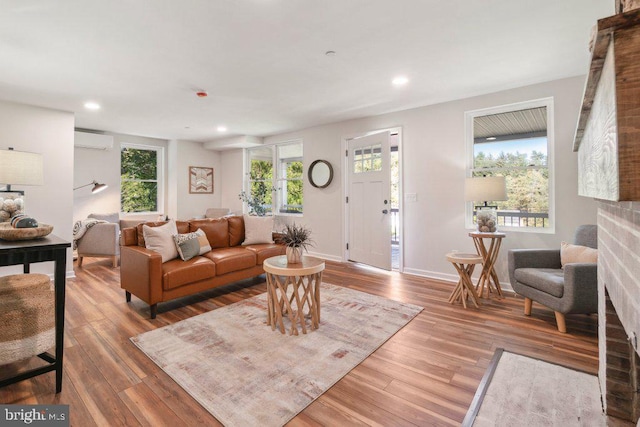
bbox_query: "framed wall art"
[189,166,214,194]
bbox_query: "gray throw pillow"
[173,229,212,261]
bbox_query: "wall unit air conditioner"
[74,131,114,150]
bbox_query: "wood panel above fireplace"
[574,8,640,201]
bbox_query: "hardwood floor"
[0,258,601,426]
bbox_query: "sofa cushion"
[514,268,564,298]
[190,218,229,249]
[143,221,179,263]
[228,216,245,246]
[137,220,189,247]
[560,242,598,267]
[203,247,256,275]
[244,243,286,264]
[242,215,274,245]
[173,229,212,261]
[162,257,216,291]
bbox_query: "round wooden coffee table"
[263,255,325,335]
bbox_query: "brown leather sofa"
[120,216,285,318]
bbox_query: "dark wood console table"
[0,235,70,393]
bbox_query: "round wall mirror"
[308,160,333,188]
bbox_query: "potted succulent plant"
[279,223,313,264]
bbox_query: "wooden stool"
[446,252,483,308]
[0,274,55,366]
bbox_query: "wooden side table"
[263,255,325,335]
[469,231,506,299]
[446,252,483,308]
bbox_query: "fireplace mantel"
[573,8,640,201]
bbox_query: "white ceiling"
[0,1,613,143]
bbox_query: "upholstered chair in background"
[76,213,120,267]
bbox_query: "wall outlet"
[405,193,417,203]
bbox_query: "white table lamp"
[465,176,507,232]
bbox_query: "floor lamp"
[73,181,108,194]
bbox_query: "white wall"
[219,149,244,214]
[221,76,598,284]
[169,139,221,220]
[74,132,168,223]
[0,100,75,275]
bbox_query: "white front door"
[347,131,391,270]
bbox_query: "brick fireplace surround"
[598,201,640,421]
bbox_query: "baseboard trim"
[402,268,459,283]
[306,251,343,263]
[402,267,514,293]
[42,271,76,281]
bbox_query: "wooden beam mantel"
[573,8,640,151]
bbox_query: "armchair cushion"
[560,242,597,266]
[513,268,564,298]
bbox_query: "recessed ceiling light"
[392,76,409,86]
[486,137,497,141]
[84,101,101,110]
[217,126,227,132]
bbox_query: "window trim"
[120,142,165,215]
[245,139,304,216]
[464,97,555,233]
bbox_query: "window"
[121,144,163,213]
[353,144,382,173]
[466,99,553,231]
[245,141,303,215]
[276,143,303,214]
[247,146,274,216]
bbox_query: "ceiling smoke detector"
[196,91,208,98]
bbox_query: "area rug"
[131,283,423,427]
[464,349,606,427]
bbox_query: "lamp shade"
[464,176,507,202]
[91,182,108,194]
[0,149,44,186]
[73,180,108,194]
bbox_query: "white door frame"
[341,126,403,272]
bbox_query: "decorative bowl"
[0,223,53,241]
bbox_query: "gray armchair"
[508,225,597,333]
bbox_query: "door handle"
[382,209,388,214]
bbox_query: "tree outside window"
[121,144,162,213]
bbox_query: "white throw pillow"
[560,241,598,267]
[242,215,274,245]
[143,220,179,262]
